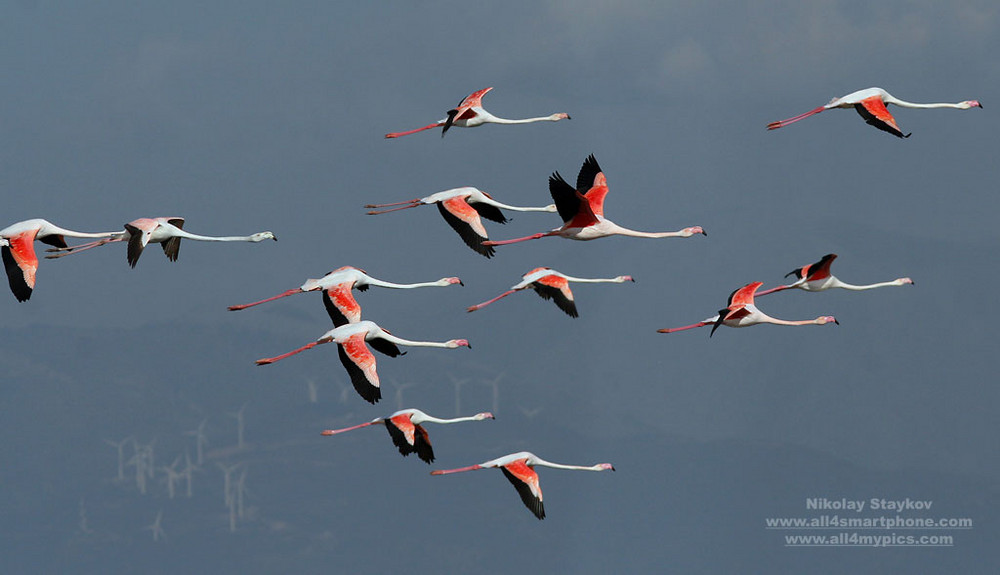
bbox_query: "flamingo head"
[616,275,635,283]
[251,231,277,242]
[962,100,982,109]
[441,277,463,286]
[896,277,914,286]
[474,412,495,420]
[551,113,571,121]
[816,316,839,325]
[447,339,471,349]
[543,203,558,213]
[596,463,616,471]
[682,226,706,237]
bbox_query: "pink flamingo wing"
[338,334,381,404]
[323,283,361,326]
[437,197,494,258]
[501,459,545,519]
[728,282,763,307]
[855,97,909,138]
[2,231,40,300]
[805,254,837,281]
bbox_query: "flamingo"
[1,218,119,302]
[657,281,838,336]
[430,451,615,520]
[384,87,570,138]
[483,155,705,248]
[320,408,494,464]
[467,267,634,318]
[45,217,276,267]
[365,187,557,258]
[756,254,914,296]
[766,87,982,138]
[228,266,462,325]
[255,320,470,404]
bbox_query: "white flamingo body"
[228,265,461,324]
[767,87,982,138]
[320,408,494,463]
[255,320,469,404]
[46,217,276,267]
[430,451,615,520]
[756,254,914,296]
[483,155,704,248]
[658,282,838,336]
[1,218,118,301]
[467,267,634,317]
[366,186,556,258]
[385,87,570,138]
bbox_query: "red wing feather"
[323,284,361,326]
[338,334,380,404]
[855,97,910,138]
[500,460,545,519]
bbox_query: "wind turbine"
[185,420,209,465]
[144,510,166,542]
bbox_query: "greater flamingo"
[767,87,982,138]
[756,254,914,296]
[430,451,615,520]
[365,187,557,258]
[657,281,838,336]
[320,408,494,464]
[384,87,570,138]
[483,155,705,248]
[255,320,469,404]
[228,266,462,325]
[46,217,276,267]
[1,218,118,302]
[467,267,634,318]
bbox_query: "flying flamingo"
[46,217,276,267]
[255,320,470,404]
[756,254,914,296]
[320,408,494,464]
[430,451,615,520]
[228,266,462,325]
[365,187,557,258]
[1,218,119,302]
[766,87,982,138]
[657,281,838,336]
[483,155,705,248]
[467,267,634,318]
[384,87,570,138]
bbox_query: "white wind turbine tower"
[105,436,132,481]
[228,404,248,450]
[185,420,209,465]
[145,510,166,542]
[386,378,419,411]
[181,452,198,498]
[305,378,320,404]
[217,462,243,507]
[160,456,183,499]
[480,373,504,415]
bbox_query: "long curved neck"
[376,332,455,349]
[759,313,826,327]
[608,223,691,238]
[173,230,264,242]
[828,277,904,291]
[884,97,969,109]
[418,414,483,425]
[364,277,453,289]
[481,199,556,212]
[557,275,625,284]
[479,111,562,125]
[530,457,606,472]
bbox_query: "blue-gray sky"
[2,2,997,573]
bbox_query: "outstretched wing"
[531,274,578,318]
[322,283,360,326]
[854,97,910,138]
[501,460,545,520]
[337,334,381,404]
[437,199,494,258]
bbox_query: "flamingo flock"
[7,83,964,520]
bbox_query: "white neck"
[418,414,485,425]
[883,96,972,110]
[375,331,460,349]
[364,277,455,289]
[530,456,608,472]
[828,277,907,291]
[172,230,269,242]
[480,111,564,125]
[558,275,629,284]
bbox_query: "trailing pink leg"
[228,289,303,311]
